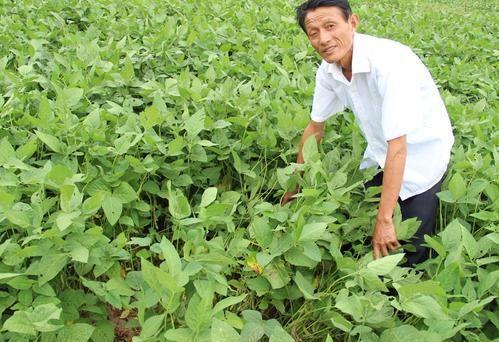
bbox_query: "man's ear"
[350,13,359,31]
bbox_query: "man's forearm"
[378,136,407,222]
[296,120,325,164]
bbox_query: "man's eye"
[309,31,318,37]
[326,24,335,29]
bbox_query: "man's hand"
[372,135,406,259]
[281,188,299,206]
[372,217,401,259]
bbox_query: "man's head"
[296,0,358,66]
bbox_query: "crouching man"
[282,0,454,265]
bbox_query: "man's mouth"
[323,45,337,54]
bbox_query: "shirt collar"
[326,33,370,83]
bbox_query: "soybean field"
[0,0,497,341]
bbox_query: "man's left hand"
[372,217,401,259]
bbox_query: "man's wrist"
[376,212,393,224]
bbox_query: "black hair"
[296,0,352,33]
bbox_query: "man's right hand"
[281,188,299,206]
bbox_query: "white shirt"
[311,33,454,200]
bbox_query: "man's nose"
[318,29,331,46]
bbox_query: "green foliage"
[0,0,497,341]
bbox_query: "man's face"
[304,6,358,66]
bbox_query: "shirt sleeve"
[310,66,345,122]
[377,49,425,141]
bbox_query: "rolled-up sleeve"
[310,67,345,122]
[377,50,425,141]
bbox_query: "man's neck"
[338,45,354,81]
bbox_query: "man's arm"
[281,120,325,205]
[372,135,406,259]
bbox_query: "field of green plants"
[0,0,498,341]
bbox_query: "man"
[282,0,454,266]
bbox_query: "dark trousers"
[365,172,444,266]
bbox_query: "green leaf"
[335,290,363,322]
[200,187,218,207]
[114,182,138,203]
[329,311,353,332]
[102,194,123,226]
[128,237,152,247]
[246,277,270,296]
[448,173,466,200]
[302,135,318,163]
[240,322,265,342]
[461,226,480,259]
[440,220,463,251]
[106,277,135,297]
[141,258,183,312]
[0,138,16,164]
[424,235,446,257]
[478,270,499,296]
[70,245,89,263]
[38,94,52,121]
[56,211,80,231]
[401,295,449,320]
[211,318,240,342]
[212,294,247,315]
[90,321,114,342]
[294,271,318,300]
[120,56,135,82]
[231,150,256,178]
[140,105,163,129]
[366,253,404,275]
[0,239,12,258]
[285,247,318,268]
[140,314,165,338]
[16,137,38,161]
[185,294,212,333]
[56,323,95,342]
[33,283,56,297]
[380,325,440,342]
[50,168,77,186]
[470,210,498,221]
[82,191,105,214]
[301,241,321,262]
[168,188,191,219]
[437,190,455,203]
[251,216,273,248]
[164,328,193,341]
[395,217,420,240]
[458,296,496,318]
[268,327,294,342]
[190,144,208,162]
[396,281,446,303]
[0,273,22,280]
[2,311,37,335]
[159,237,182,276]
[3,303,63,335]
[61,87,84,107]
[114,132,142,155]
[436,261,461,292]
[298,222,327,242]
[184,110,205,137]
[39,254,68,286]
[60,184,82,212]
[263,260,290,289]
[35,130,62,153]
